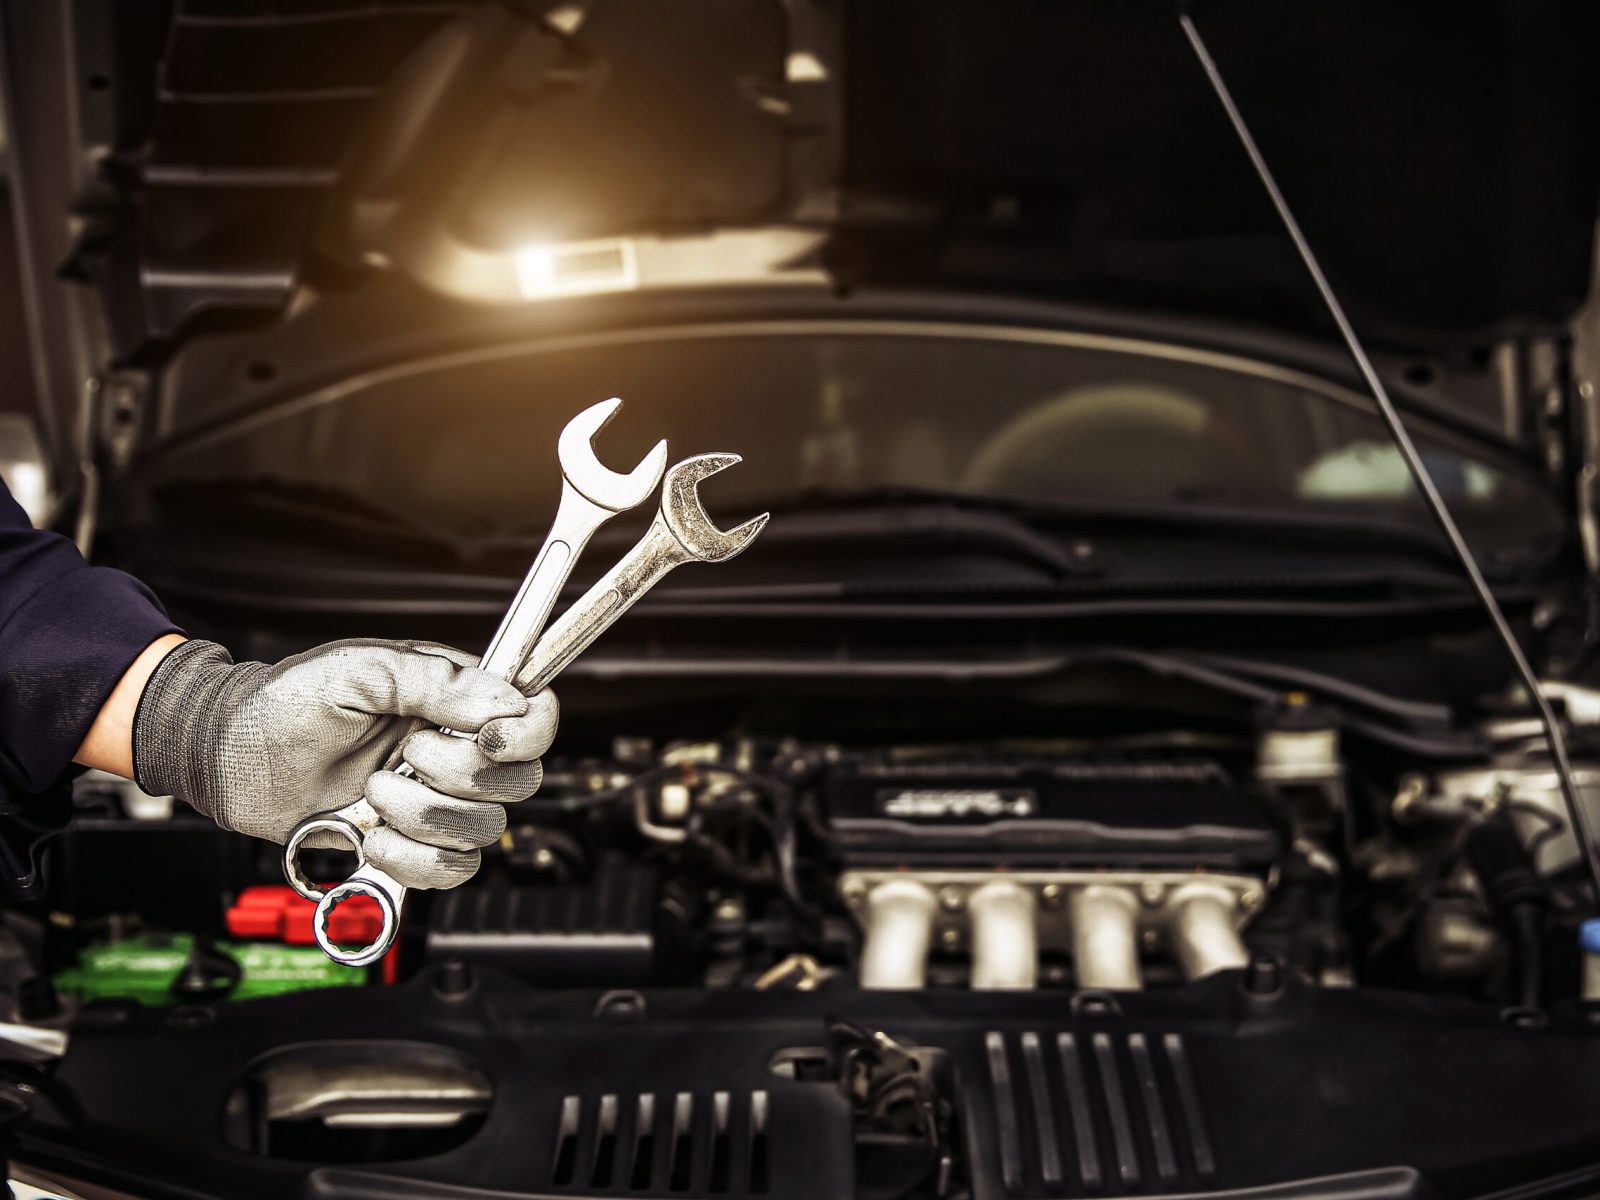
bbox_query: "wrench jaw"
[560,397,669,513]
[661,454,771,563]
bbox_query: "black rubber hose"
[1508,901,1545,1012]
[1464,812,1549,1011]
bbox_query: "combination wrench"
[283,398,667,966]
[305,453,767,964]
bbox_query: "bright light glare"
[514,237,639,300]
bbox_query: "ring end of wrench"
[313,867,405,967]
[283,814,368,902]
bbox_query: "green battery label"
[55,934,364,1006]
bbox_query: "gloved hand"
[132,638,558,889]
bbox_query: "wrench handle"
[282,491,615,907]
[516,513,688,695]
[479,483,613,680]
[384,484,616,762]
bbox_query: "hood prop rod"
[1179,8,1600,910]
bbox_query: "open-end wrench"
[512,453,769,696]
[283,398,667,966]
[477,397,668,680]
[306,454,766,965]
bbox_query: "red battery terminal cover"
[226,884,383,948]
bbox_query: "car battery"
[53,933,364,1006]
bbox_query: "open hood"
[3,1,1598,476]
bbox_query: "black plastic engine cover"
[823,757,1279,870]
[425,857,659,986]
[16,973,1600,1200]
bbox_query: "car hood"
[7,1,1599,476]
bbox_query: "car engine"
[21,682,1600,1200]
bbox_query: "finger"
[366,771,507,850]
[361,825,481,890]
[477,689,560,763]
[298,829,356,852]
[400,730,544,801]
[403,641,480,669]
[322,641,528,731]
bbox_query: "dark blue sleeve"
[0,479,179,893]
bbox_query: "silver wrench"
[283,398,667,967]
[513,453,769,696]
[477,397,668,679]
[304,453,766,965]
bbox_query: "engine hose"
[1464,811,1548,1013]
[1508,901,1545,1013]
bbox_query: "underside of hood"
[840,1,1600,348]
[4,0,1598,473]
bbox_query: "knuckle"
[430,848,480,888]
[470,761,541,800]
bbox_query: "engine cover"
[821,756,1279,870]
[22,973,1600,1200]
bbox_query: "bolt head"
[939,887,966,913]
[1040,883,1063,907]
[841,879,868,907]
[940,928,961,950]
[1140,880,1165,906]
[1240,888,1265,911]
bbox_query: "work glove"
[132,638,558,890]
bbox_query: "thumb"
[322,640,529,731]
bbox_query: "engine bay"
[14,681,1600,1198]
[2,2,1599,1195]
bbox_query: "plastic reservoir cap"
[1581,919,1600,956]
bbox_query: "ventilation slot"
[669,1092,696,1191]
[630,1094,658,1189]
[708,1092,733,1193]
[748,1090,770,1195]
[553,1095,582,1187]
[984,1030,1216,1196]
[592,1095,620,1188]
[551,1089,773,1194]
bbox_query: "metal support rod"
[1180,10,1600,908]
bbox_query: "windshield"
[141,325,1560,550]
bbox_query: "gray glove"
[133,638,558,890]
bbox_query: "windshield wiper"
[750,486,1102,579]
[741,484,1501,575]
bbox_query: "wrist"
[72,633,188,780]
[130,639,244,812]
